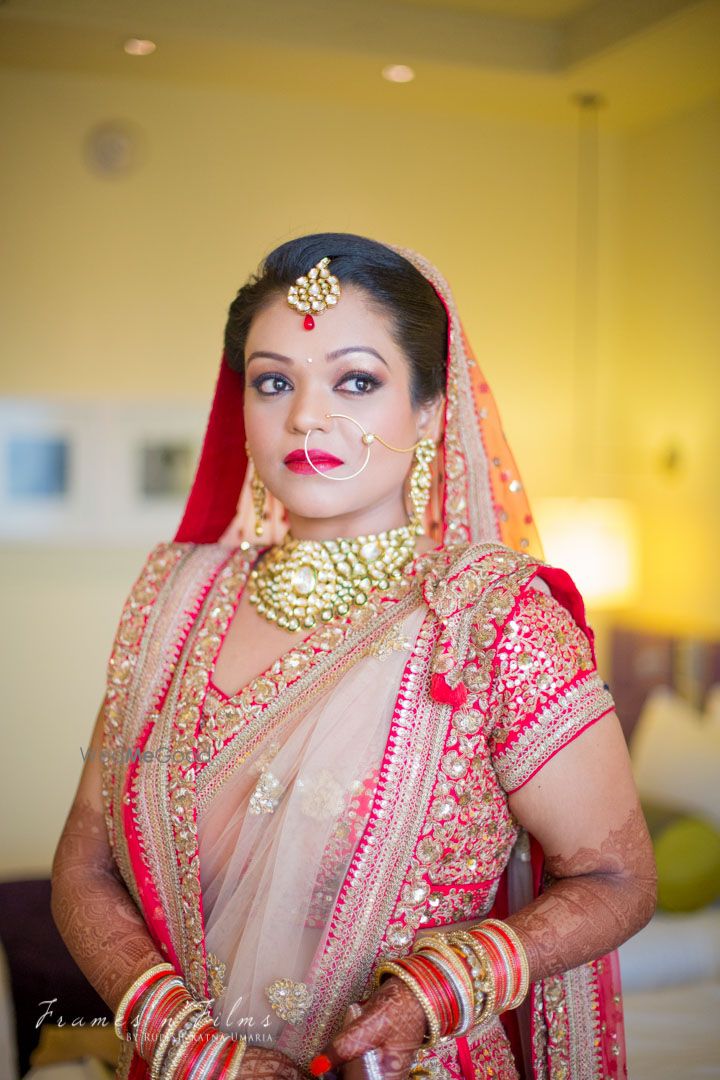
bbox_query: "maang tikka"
[287,256,341,330]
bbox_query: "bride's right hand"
[237,1046,304,1080]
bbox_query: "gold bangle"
[163,1010,211,1079]
[150,999,205,1080]
[113,963,176,1041]
[479,920,531,1010]
[222,1035,249,1080]
[447,933,496,1026]
[373,961,441,1049]
[413,935,475,1036]
[445,937,487,1021]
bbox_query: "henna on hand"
[314,976,428,1080]
[239,1047,304,1080]
[50,795,166,1013]
[506,805,657,982]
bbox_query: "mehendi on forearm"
[50,795,166,1013]
[505,805,657,983]
[51,797,305,1079]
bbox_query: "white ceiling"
[1,0,718,128]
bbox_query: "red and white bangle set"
[113,963,247,1079]
[372,918,530,1049]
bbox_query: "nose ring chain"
[303,413,425,480]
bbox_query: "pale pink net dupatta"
[197,605,428,1046]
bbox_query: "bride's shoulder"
[418,539,544,618]
[120,539,258,610]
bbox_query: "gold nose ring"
[302,413,428,480]
[303,413,371,480]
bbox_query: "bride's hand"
[310,976,428,1080]
[237,1046,303,1080]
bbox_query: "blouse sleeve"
[487,572,616,794]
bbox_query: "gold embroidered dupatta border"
[278,542,546,1069]
[104,539,614,1080]
[105,539,462,1000]
[101,543,236,950]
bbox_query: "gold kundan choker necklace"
[248,524,419,631]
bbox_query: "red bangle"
[403,954,458,1036]
[121,970,174,1040]
[470,931,509,1011]
[415,942,470,1035]
[216,1037,241,1080]
[402,956,447,1027]
[143,985,188,1054]
[484,922,523,1005]
[175,1020,217,1076]
[390,955,448,1033]
[420,956,459,1035]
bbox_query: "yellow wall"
[612,98,720,636]
[1,63,717,873]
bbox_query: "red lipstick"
[283,449,345,474]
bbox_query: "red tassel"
[430,672,468,709]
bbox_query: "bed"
[610,625,720,1078]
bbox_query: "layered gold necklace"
[248,524,419,632]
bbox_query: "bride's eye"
[251,373,291,396]
[337,370,383,395]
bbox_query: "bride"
[51,233,656,1080]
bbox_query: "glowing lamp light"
[533,497,639,609]
[382,64,415,83]
[124,38,157,56]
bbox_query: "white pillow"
[630,687,720,829]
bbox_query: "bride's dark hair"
[224,232,447,408]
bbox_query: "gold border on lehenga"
[149,543,451,1002]
[279,543,578,1073]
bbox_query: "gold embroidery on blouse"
[265,978,314,1024]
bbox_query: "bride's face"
[243,285,443,539]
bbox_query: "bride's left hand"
[309,976,428,1080]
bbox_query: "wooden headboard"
[609,627,720,742]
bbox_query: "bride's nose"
[286,383,333,437]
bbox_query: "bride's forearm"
[505,807,658,983]
[50,795,166,1013]
[505,867,656,983]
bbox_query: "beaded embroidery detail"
[266,979,314,1025]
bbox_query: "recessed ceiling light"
[382,64,415,84]
[123,38,157,57]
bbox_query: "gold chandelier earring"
[246,442,267,538]
[407,437,436,536]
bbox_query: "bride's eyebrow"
[327,347,389,369]
[245,347,389,369]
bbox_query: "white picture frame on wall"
[0,398,207,546]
